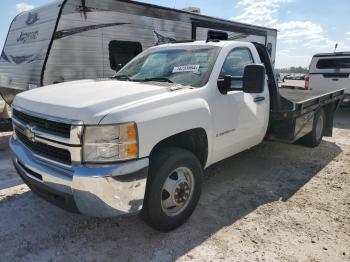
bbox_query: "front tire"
[142,147,203,232]
[303,109,326,147]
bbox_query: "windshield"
[115,46,221,87]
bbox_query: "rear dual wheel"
[142,147,203,232]
[303,109,326,147]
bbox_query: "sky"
[0,0,349,68]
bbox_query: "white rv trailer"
[0,0,277,108]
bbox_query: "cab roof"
[151,40,255,49]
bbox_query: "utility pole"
[174,0,176,8]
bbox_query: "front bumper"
[10,136,149,217]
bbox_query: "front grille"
[13,109,71,138]
[16,129,71,165]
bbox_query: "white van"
[308,52,350,106]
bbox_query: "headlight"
[83,123,138,163]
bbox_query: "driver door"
[213,47,269,162]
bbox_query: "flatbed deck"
[279,88,344,104]
[278,88,345,115]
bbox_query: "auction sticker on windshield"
[173,65,200,74]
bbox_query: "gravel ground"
[0,109,349,262]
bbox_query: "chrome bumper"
[10,137,149,217]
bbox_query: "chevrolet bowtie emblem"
[24,126,36,142]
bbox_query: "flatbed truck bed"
[251,43,345,144]
[280,88,343,104]
[268,88,344,143]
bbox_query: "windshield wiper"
[114,75,132,81]
[141,77,173,83]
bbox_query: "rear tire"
[142,147,203,232]
[303,109,326,147]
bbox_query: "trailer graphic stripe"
[54,22,131,40]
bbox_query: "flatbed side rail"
[293,89,345,116]
[273,89,345,121]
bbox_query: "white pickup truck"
[10,41,344,231]
[307,52,350,106]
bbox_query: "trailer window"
[316,58,350,69]
[109,41,142,71]
[219,48,254,89]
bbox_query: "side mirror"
[217,75,231,95]
[243,64,265,93]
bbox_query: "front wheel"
[142,147,203,232]
[303,109,326,147]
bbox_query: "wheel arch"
[149,128,209,168]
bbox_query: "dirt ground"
[0,109,349,262]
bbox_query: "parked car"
[283,74,292,80]
[308,52,350,106]
[295,74,306,80]
[10,41,344,231]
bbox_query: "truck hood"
[13,79,177,124]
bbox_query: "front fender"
[100,97,213,164]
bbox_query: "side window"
[109,41,142,71]
[220,48,254,89]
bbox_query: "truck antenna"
[334,43,338,53]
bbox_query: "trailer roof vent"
[182,7,201,14]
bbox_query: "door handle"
[332,78,339,81]
[254,96,265,103]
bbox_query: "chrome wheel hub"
[174,181,191,204]
[161,167,194,216]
